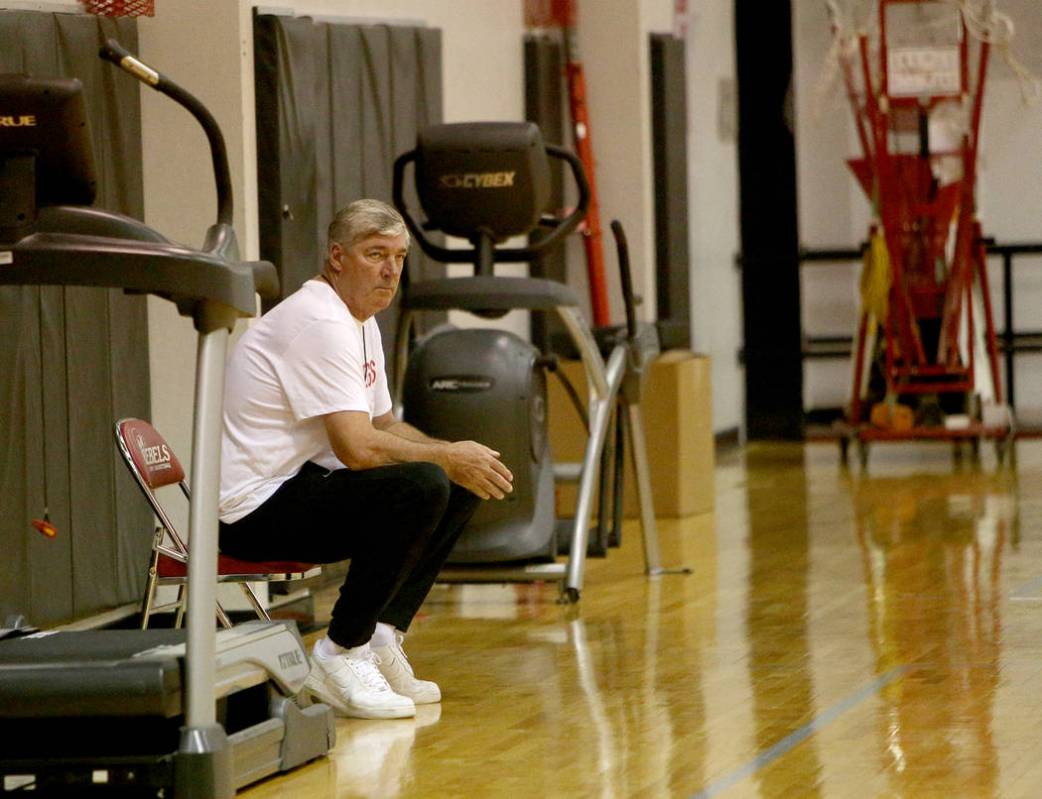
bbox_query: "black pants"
[219,461,479,648]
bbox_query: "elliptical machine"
[393,122,689,601]
[0,42,332,797]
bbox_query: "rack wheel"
[970,437,981,462]
[857,440,869,469]
[559,587,580,605]
[839,436,850,465]
[996,437,1011,466]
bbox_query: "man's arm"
[371,412,442,445]
[324,411,513,500]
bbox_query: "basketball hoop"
[821,0,1038,108]
[79,0,154,17]
[522,0,575,29]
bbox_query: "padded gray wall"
[524,33,570,353]
[254,14,445,367]
[650,33,692,351]
[0,11,152,626]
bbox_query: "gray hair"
[326,199,410,252]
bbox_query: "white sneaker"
[372,632,442,704]
[304,643,415,719]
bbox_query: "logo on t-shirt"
[364,359,378,388]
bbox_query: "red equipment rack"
[834,0,1012,466]
[523,0,612,327]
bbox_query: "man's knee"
[400,461,451,515]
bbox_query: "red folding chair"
[114,417,321,629]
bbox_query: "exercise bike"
[392,121,689,602]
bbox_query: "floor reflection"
[419,577,694,798]
[562,586,685,799]
[851,471,1014,797]
[242,443,1042,798]
[331,705,441,798]
[744,446,825,798]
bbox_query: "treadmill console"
[0,75,97,233]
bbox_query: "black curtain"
[0,11,152,626]
[735,0,804,439]
[254,13,444,366]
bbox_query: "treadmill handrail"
[101,39,233,228]
[3,232,260,318]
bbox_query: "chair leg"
[175,583,235,628]
[140,568,159,630]
[239,582,273,623]
[141,528,164,630]
[173,584,187,629]
[216,602,234,629]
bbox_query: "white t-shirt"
[219,279,392,523]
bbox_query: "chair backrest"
[115,417,321,629]
[114,416,190,557]
[115,417,185,490]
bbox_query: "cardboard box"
[547,350,714,518]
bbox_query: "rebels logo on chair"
[136,433,173,471]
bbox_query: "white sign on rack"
[888,47,961,97]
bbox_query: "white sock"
[370,622,396,648]
[315,635,349,661]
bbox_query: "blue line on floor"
[1009,573,1042,600]
[689,665,909,799]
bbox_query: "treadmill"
[0,42,333,797]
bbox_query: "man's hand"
[328,411,514,499]
[437,441,514,500]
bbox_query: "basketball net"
[815,0,1039,119]
[79,0,155,17]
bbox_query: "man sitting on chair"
[218,199,513,719]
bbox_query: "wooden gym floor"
[243,439,1042,798]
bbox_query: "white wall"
[684,2,744,434]
[137,1,249,497]
[572,0,745,435]
[793,0,870,413]
[10,2,1037,446]
[580,0,658,324]
[794,0,1042,418]
[6,0,741,468]
[134,0,530,472]
[135,0,721,474]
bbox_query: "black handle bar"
[393,142,591,265]
[610,220,638,341]
[100,39,233,228]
